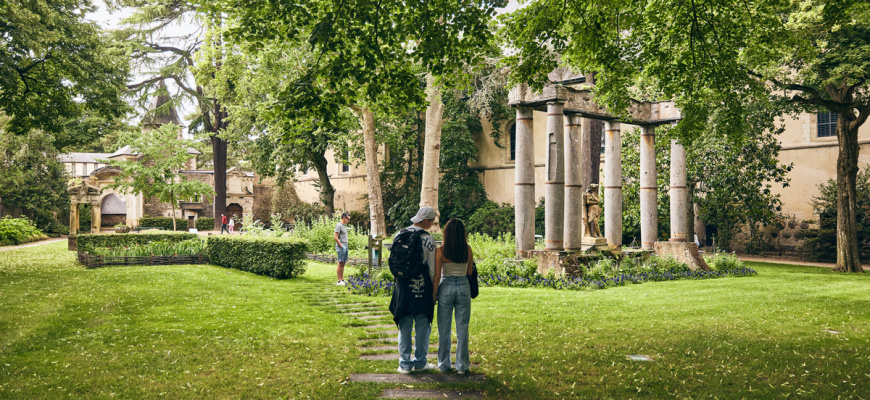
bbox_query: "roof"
[108,145,137,158]
[58,153,111,163]
[181,169,255,177]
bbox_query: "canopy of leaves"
[0,0,129,142]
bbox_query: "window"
[818,111,838,138]
[509,123,516,161]
[342,150,350,172]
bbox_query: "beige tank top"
[442,260,468,277]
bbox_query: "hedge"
[0,216,49,246]
[77,232,199,254]
[207,235,309,279]
[195,217,215,231]
[137,216,187,231]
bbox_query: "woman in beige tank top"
[433,218,474,374]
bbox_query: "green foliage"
[0,216,49,246]
[0,127,70,230]
[104,125,215,231]
[207,235,309,279]
[438,93,490,223]
[195,217,215,231]
[798,169,870,262]
[89,239,207,258]
[138,217,188,231]
[78,204,92,233]
[76,232,198,254]
[289,215,367,254]
[467,201,514,238]
[0,0,129,140]
[703,252,746,273]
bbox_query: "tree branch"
[127,76,165,90]
[145,43,195,67]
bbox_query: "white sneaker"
[397,366,412,374]
[415,363,435,372]
[336,280,346,286]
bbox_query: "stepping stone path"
[309,284,485,399]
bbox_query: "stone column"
[604,121,622,247]
[670,139,688,242]
[640,125,658,250]
[515,107,535,256]
[69,201,79,235]
[563,114,584,251]
[544,102,565,251]
[91,203,101,234]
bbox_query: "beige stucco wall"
[770,112,870,222]
[295,147,370,212]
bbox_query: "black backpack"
[389,228,427,279]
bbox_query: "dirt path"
[0,237,66,252]
[740,256,870,271]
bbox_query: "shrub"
[138,216,187,231]
[285,202,326,226]
[466,201,515,238]
[797,169,870,261]
[195,217,215,231]
[290,215,367,253]
[207,235,309,279]
[703,252,746,272]
[0,216,49,246]
[77,232,199,254]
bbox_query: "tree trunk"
[170,190,177,231]
[420,73,443,230]
[352,106,387,236]
[311,150,335,215]
[833,114,862,272]
[212,134,227,231]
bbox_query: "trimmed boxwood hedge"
[207,236,309,279]
[195,217,215,231]
[77,232,199,253]
[138,216,187,231]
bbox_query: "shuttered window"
[818,112,838,138]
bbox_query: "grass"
[2,242,870,399]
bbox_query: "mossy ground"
[1,242,869,399]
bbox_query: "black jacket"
[389,272,434,325]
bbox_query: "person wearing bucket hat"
[390,206,438,373]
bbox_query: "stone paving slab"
[358,315,392,320]
[350,373,485,384]
[360,352,439,361]
[362,324,394,330]
[379,389,483,399]
[360,344,440,351]
[367,330,400,335]
[346,311,383,316]
[360,336,399,342]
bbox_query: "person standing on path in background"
[334,212,351,285]
[220,214,229,234]
[389,206,438,374]
[433,218,473,374]
[228,216,235,234]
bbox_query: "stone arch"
[100,193,127,227]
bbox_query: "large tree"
[115,0,231,231]
[502,0,870,272]
[0,0,128,144]
[219,0,506,235]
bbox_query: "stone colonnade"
[513,107,689,255]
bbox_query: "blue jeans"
[397,314,430,371]
[437,276,471,372]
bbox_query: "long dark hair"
[442,218,468,263]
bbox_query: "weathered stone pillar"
[563,114,584,251]
[91,203,101,234]
[640,126,657,250]
[545,102,565,251]
[604,121,622,247]
[670,139,688,242]
[515,107,535,256]
[69,201,79,235]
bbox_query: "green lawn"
[1,242,869,399]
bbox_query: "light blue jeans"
[437,276,471,373]
[397,314,430,371]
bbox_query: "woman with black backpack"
[433,218,474,374]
